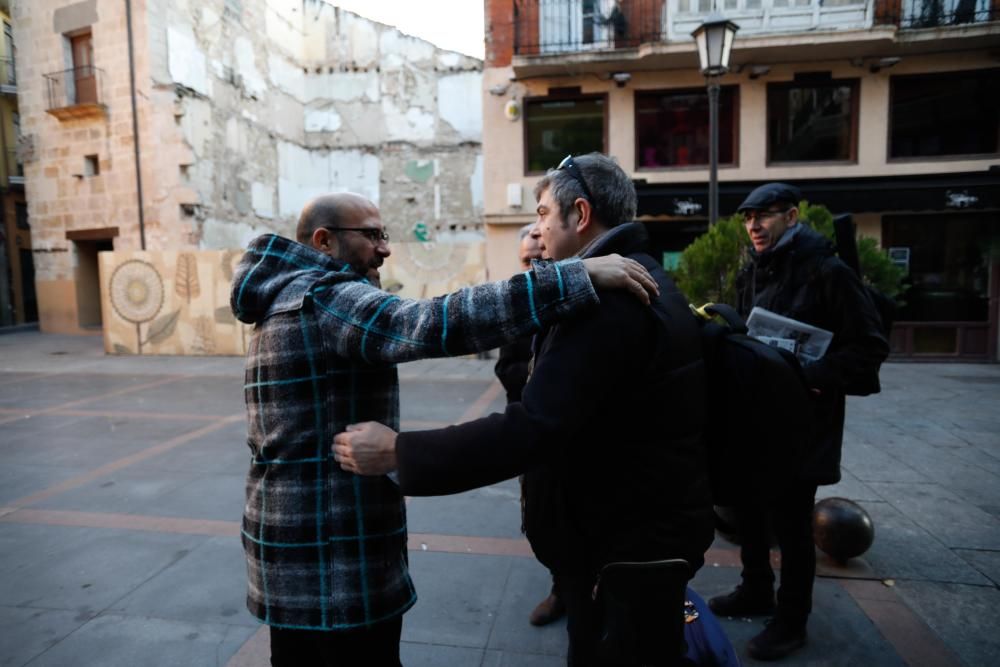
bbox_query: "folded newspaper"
[746,307,833,363]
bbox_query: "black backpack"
[692,303,814,506]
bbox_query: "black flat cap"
[736,183,803,212]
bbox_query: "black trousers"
[735,482,818,627]
[269,616,402,667]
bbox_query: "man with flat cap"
[708,183,888,661]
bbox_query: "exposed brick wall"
[486,0,515,67]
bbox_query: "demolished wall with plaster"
[152,0,484,251]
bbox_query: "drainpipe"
[125,0,146,250]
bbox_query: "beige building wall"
[481,53,998,279]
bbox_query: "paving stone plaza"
[1,331,998,666]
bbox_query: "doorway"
[73,237,114,329]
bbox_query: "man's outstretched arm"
[312,255,657,365]
[333,292,642,493]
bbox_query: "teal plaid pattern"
[231,234,598,630]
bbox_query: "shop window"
[525,95,605,174]
[635,87,738,169]
[767,80,858,163]
[882,212,996,324]
[889,69,1000,159]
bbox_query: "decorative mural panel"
[98,242,487,355]
[99,249,251,356]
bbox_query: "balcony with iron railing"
[899,0,997,27]
[0,57,15,93]
[43,66,106,120]
[513,0,878,56]
[511,0,997,65]
[3,148,24,187]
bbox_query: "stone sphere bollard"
[813,497,875,563]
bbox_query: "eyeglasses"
[556,155,595,204]
[322,227,390,244]
[742,208,791,225]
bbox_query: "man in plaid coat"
[230,193,658,666]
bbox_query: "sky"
[328,1,486,60]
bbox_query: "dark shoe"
[747,618,807,661]
[708,585,776,617]
[528,592,565,626]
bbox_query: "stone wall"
[15,0,485,337]
[158,0,485,249]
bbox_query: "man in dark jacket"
[229,192,659,666]
[708,183,889,661]
[333,154,716,666]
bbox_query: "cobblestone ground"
[0,331,997,666]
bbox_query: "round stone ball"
[813,497,875,563]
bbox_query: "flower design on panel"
[109,260,164,354]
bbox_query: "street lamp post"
[692,15,739,226]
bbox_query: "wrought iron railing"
[43,66,105,110]
[899,0,996,27]
[514,0,668,55]
[0,57,15,87]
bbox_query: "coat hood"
[230,234,362,324]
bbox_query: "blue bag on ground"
[684,587,742,667]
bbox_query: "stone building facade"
[14,0,484,338]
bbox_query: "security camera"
[611,72,631,88]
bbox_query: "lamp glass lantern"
[691,15,739,76]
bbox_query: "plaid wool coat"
[230,234,599,631]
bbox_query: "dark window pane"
[882,212,996,322]
[636,87,736,168]
[768,82,855,162]
[890,69,1000,158]
[15,202,29,230]
[525,97,605,173]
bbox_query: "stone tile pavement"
[0,331,998,666]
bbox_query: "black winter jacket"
[396,223,715,577]
[734,225,889,485]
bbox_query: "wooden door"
[70,32,96,105]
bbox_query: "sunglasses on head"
[557,155,595,204]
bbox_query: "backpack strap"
[691,303,748,335]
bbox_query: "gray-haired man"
[334,155,714,665]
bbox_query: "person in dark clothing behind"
[494,222,566,627]
[708,183,889,661]
[333,153,715,666]
[494,223,545,404]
